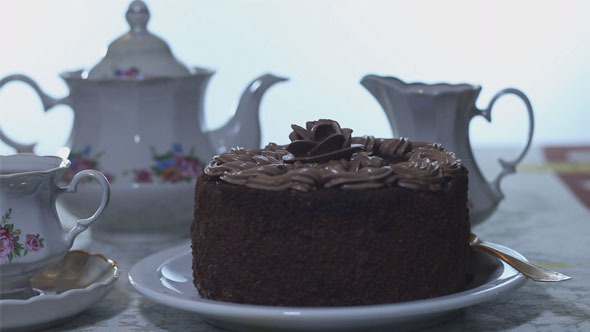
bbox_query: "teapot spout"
[208,73,288,154]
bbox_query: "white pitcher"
[362,75,534,224]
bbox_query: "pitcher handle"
[0,74,72,153]
[476,88,534,196]
[58,170,111,247]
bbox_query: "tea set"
[0,0,536,315]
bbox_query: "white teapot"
[361,75,534,225]
[0,1,286,241]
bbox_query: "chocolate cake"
[191,119,470,306]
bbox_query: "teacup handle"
[0,74,72,153]
[475,88,535,195]
[59,170,111,247]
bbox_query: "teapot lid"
[87,0,190,80]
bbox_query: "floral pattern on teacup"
[124,143,204,184]
[64,146,115,183]
[0,209,45,263]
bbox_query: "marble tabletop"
[39,146,590,331]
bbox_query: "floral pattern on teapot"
[65,146,115,183]
[124,143,204,184]
[114,66,142,80]
[66,144,204,184]
[0,209,45,263]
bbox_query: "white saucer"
[129,242,528,331]
[0,250,119,331]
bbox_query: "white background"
[0,0,589,156]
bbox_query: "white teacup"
[0,154,110,299]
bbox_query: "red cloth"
[544,146,590,210]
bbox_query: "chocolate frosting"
[205,120,463,192]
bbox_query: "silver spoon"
[470,233,572,282]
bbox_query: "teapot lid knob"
[87,0,190,80]
[126,0,149,32]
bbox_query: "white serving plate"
[129,242,527,331]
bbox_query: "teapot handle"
[474,88,534,196]
[58,170,111,248]
[0,74,72,153]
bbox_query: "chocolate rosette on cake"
[283,119,363,163]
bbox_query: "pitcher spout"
[361,75,415,139]
[360,75,396,115]
[208,73,288,154]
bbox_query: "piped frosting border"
[204,120,463,192]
